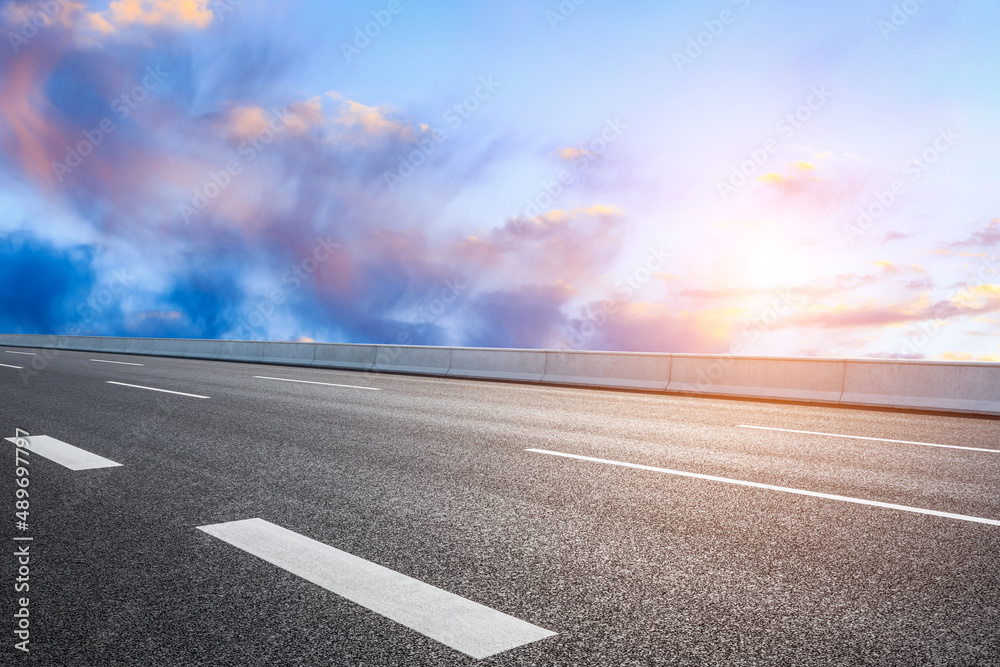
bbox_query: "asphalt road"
[2,347,999,666]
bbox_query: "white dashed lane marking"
[738,424,999,453]
[5,435,122,470]
[528,448,1000,526]
[106,381,210,399]
[254,376,381,391]
[198,518,556,659]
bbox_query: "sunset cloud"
[938,351,1000,362]
[949,218,1000,250]
[284,99,325,133]
[86,0,214,34]
[332,100,418,143]
[556,147,595,161]
[880,231,910,244]
[221,107,273,142]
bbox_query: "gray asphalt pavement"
[3,347,999,666]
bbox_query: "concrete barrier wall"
[83,337,111,352]
[260,342,316,366]
[151,338,188,357]
[313,343,377,371]
[185,339,223,360]
[4,334,57,348]
[542,351,672,391]
[126,337,153,354]
[668,355,845,404]
[57,336,77,349]
[2,333,998,416]
[59,336,80,350]
[100,337,128,353]
[36,334,59,348]
[842,360,1000,415]
[374,345,452,375]
[218,341,265,363]
[68,336,103,352]
[449,348,547,382]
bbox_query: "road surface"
[3,347,999,665]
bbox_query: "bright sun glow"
[727,239,807,288]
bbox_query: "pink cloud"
[880,230,910,244]
[455,205,626,289]
[950,218,1000,250]
[0,32,74,187]
[782,287,1000,331]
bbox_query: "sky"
[1,0,999,360]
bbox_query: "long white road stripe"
[738,425,999,453]
[527,448,1000,527]
[91,359,145,366]
[106,381,210,399]
[254,376,381,391]
[198,518,556,659]
[5,435,122,470]
[0,363,23,369]
[5,350,36,355]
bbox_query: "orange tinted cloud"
[218,100,326,143]
[223,107,271,142]
[758,159,821,184]
[556,147,595,161]
[953,283,1000,309]
[937,351,1000,362]
[220,94,420,145]
[86,0,214,34]
[512,204,622,229]
[782,283,1000,330]
[222,93,429,145]
[333,99,416,142]
[758,172,788,183]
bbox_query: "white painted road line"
[527,448,1000,527]
[198,518,556,659]
[0,363,23,369]
[5,350,36,355]
[738,425,999,453]
[5,435,122,470]
[254,376,381,391]
[106,381,210,399]
[91,359,145,366]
